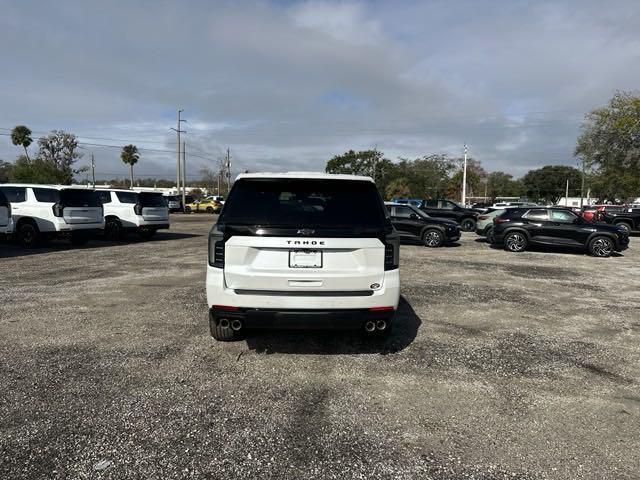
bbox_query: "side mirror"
[409,213,419,220]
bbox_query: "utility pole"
[461,144,468,206]
[182,141,186,209]
[229,150,232,194]
[565,179,569,206]
[170,109,187,205]
[91,153,96,188]
[580,158,586,208]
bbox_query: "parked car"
[419,199,478,231]
[470,202,492,213]
[164,194,182,212]
[185,198,221,214]
[98,189,169,240]
[492,207,629,257]
[475,207,505,242]
[600,208,640,233]
[0,184,104,247]
[385,202,460,247]
[206,172,400,341]
[206,195,225,205]
[581,205,625,222]
[391,197,423,207]
[0,189,13,236]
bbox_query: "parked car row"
[0,184,170,247]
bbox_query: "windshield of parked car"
[221,178,387,227]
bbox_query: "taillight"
[494,217,509,224]
[208,225,225,268]
[134,203,143,215]
[52,203,64,217]
[383,232,399,271]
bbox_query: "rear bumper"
[206,265,400,313]
[210,306,395,330]
[56,223,105,233]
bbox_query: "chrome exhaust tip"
[230,319,243,331]
[364,321,376,332]
[376,320,387,331]
[219,318,230,329]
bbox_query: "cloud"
[0,0,638,181]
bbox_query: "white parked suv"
[0,189,13,236]
[98,189,170,240]
[206,172,401,341]
[0,184,104,247]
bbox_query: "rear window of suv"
[139,193,167,207]
[116,191,139,204]
[220,178,387,228]
[60,189,101,207]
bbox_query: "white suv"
[98,189,170,240]
[0,189,13,236]
[0,184,104,247]
[206,172,400,341]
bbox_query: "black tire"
[504,231,528,252]
[460,217,476,232]
[17,221,40,248]
[184,206,192,214]
[209,314,242,341]
[614,222,632,234]
[422,228,444,248]
[206,206,214,214]
[104,218,123,241]
[70,233,89,246]
[485,227,495,244]
[138,229,157,240]
[588,235,614,258]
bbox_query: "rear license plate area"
[289,250,322,268]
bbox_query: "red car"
[581,205,626,222]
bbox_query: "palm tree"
[11,125,33,160]
[120,144,139,188]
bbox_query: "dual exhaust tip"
[364,320,387,332]
[219,318,243,331]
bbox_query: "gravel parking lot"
[1,214,639,480]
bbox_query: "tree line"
[1,126,140,188]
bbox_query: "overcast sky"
[1,0,639,182]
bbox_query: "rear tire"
[422,228,444,248]
[209,315,242,341]
[206,206,214,214]
[588,235,614,257]
[17,221,40,248]
[104,218,123,241]
[184,206,192,214]
[461,217,476,232]
[504,231,528,252]
[485,227,495,244]
[615,222,632,234]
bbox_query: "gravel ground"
[1,214,639,480]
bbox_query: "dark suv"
[419,199,478,231]
[386,202,461,247]
[492,207,629,257]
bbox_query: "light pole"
[461,144,468,206]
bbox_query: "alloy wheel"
[424,230,442,247]
[592,238,613,257]
[505,233,526,252]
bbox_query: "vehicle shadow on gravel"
[243,296,421,355]
[0,232,202,258]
